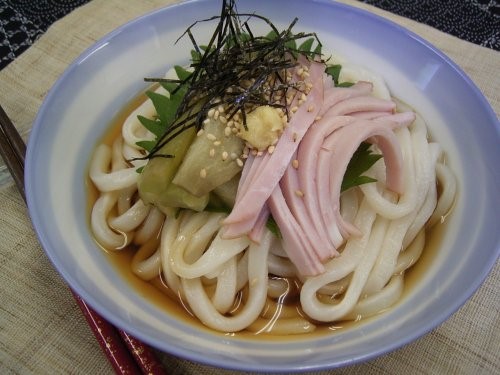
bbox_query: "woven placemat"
[0,0,498,374]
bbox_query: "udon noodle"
[88,3,456,335]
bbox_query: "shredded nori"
[143,0,323,159]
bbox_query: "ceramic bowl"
[25,0,499,372]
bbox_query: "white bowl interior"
[25,0,500,372]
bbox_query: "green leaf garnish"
[341,142,383,192]
[298,38,315,53]
[145,91,175,126]
[135,140,157,153]
[266,215,282,239]
[325,64,341,83]
[137,116,164,138]
[337,81,355,87]
[325,64,354,87]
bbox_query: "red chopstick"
[0,104,166,375]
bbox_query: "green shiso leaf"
[325,64,355,87]
[325,64,341,83]
[337,81,355,87]
[266,215,282,239]
[298,37,315,53]
[145,90,172,126]
[137,115,164,138]
[341,142,383,192]
[135,139,157,153]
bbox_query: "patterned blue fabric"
[0,0,90,70]
[358,0,499,50]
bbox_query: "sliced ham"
[222,59,325,231]
[315,119,404,254]
[221,59,414,276]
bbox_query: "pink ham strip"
[221,58,415,276]
[350,110,394,120]
[268,187,325,276]
[374,111,416,129]
[297,115,356,249]
[325,95,396,118]
[222,60,325,235]
[316,119,405,247]
[319,81,374,116]
[279,154,336,260]
[247,204,270,242]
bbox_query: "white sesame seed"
[291,106,299,113]
[218,105,225,113]
[208,108,215,118]
[222,151,228,160]
[307,105,315,112]
[206,133,217,141]
[224,126,232,137]
[295,190,304,197]
[209,148,215,157]
[200,169,207,178]
[213,140,221,146]
[236,158,244,167]
[197,129,204,136]
[203,118,210,125]
[230,152,238,160]
[268,145,275,154]
[292,159,299,169]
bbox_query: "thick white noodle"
[160,214,184,298]
[89,144,138,192]
[91,192,131,249]
[343,275,404,320]
[132,248,161,281]
[109,199,151,232]
[181,231,271,332]
[359,127,417,219]
[267,277,292,299]
[267,253,297,277]
[134,207,165,245]
[300,217,389,322]
[362,117,437,295]
[170,213,251,279]
[122,142,148,168]
[116,185,135,215]
[395,229,425,274]
[402,143,440,248]
[428,162,457,226]
[310,197,377,284]
[340,187,360,225]
[210,257,238,313]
